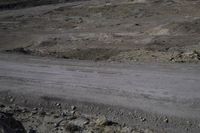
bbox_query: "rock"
[61,110,68,117]
[64,123,82,132]
[33,108,38,111]
[103,126,115,133]
[9,98,14,103]
[0,104,5,108]
[29,128,37,133]
[163,118,169,123]
[0,112,26,133]
[21,108,28,113]
[71,106,76,110]
[144,129,153,133]
[140,117,146,122]
[198,123,200,128]
[95,116,113,126]
[31,110,38,115]
[70,111,75,115]
[39,111,46,116]
[121,127,132,133]
[69,117,89,127]
[56,103,61,107]
[186,121,192,126]
[53,114,60,118]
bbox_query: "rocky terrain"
[0,103,154,133]
[1,0,200,133]
[0,0,200,63]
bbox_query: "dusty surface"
[0,53,200,132]
[0,0,200,63]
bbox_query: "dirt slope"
[0,0,200,63]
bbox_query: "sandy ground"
[0,0,200,63]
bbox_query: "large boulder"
[0,112,26,133]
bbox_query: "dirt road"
[1,0,200,132]
[0,53,200,116]
[1,53,200,132]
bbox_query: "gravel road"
[0,53,200,117]
[1,53,200,132]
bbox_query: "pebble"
[10,98,15,103]
[31,110,38,115]
[56,103,61,107]
[61,110,68,117]
[0,104,5,108]
[198,123,200,128]
[53,114,60,118]
[69,117,89,127]
[140,117,146,122]
[39,111,46,116]
[164,118,169,123]
[70,111,75,115]
[71,106,76,110]
[33,108,38,111]
[95,116,111,126]
[29,129,37,133]
[144,129,154,133]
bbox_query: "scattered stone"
[70,111,75,115]
[164,118,169,123]
[29,128,37,133]
[64,123,82,132]
[69,117,89,127]
[33,108,38,111]
[71,106,76,110]
[103,126,115,133]
[21,108,28,113]
[54,122,59,128]
[0,104,152,133]
[144,129,154,133]
[0,104,5,108]
[140,117,146,122]
[135,23,140,26]
[56,103,61,107]
[0,112,26,133]
[95,116,113,126]
[9,98,14,103]
[121,127,132,133]
[31,111,38,115]
[39,111,46,116]
[198,123,200,128]
[186,121,192,126]
[61,110,68,117]
[53,114,60,118]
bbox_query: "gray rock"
[0,104,5,108]
[95,116,114,126]
[144,129,154,133]
[69,117,89,127]
[71,106,76,110]
[29,128,37,133]
[163,118,169,123]
[64,123,82,132]
[121,127,132,133]
[0,112,26,133]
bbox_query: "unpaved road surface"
[0,53,200,132]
